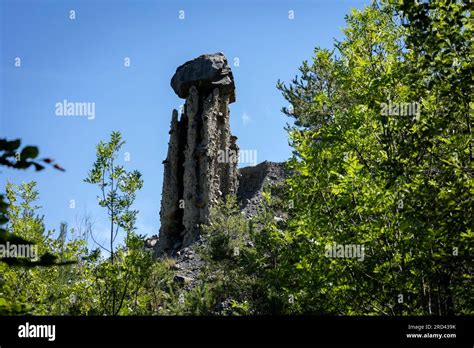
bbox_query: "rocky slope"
[146,161,286,297]
[238,161,286,218]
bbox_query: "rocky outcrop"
[147,160,287,314]
[171,53,236,103]
[155,53,239,256]
[238,161,286,218]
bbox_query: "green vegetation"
[0,182,93,315]
[1,0,471,315]
[273,0,472,314]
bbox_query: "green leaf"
[20,146,39,160]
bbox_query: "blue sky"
[1,0,368,247]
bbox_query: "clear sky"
[1,0,368,247]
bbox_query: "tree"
[272,0,472,314]
[84,131,146,315]
[1,181,93,315]
[0,139,68,315]
[0,138,65,258]
[196,196,255,315]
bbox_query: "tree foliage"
[272,0,472,314]
[0,182,94,315]
[1,0,471,316]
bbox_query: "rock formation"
[155,53,239,255]
[146,160,286,310]
[238,161,286,218]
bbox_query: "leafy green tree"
[194,196,255,315]
[84,131,143,262]
[0,138,69,315]
[271,0,472,315]
[0,138,65,259]
[392,0,473,314]
[84,131,149,315]
[1,181,94,315]
[129,257,178,315]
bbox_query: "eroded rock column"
[156,53,239,255]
